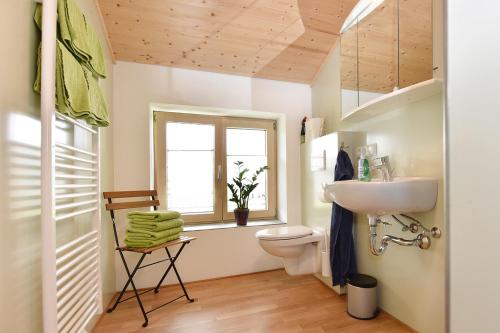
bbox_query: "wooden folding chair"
[103,190,196,327]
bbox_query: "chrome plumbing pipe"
[368,215,431,256]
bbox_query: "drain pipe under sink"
[368,215,431,256]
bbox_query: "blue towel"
[330,149,357,286]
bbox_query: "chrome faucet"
[371,156,392,182]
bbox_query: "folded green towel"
[124,233,181,248]
[129,218,183,232]
[58,0,106,77]
[127,210,181,222]
[126,227,183,241]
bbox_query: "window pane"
[166,122,215,214]
[226,128,266,156]
[167,122,215,150]
[226,127,268,212]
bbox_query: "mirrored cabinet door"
[358,0,398,104]
[341,19,358,115]
[399,0,433,88]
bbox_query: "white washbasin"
[323,177,438,215]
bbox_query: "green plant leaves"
[226,161,268,209]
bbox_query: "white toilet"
[256,225,325,275]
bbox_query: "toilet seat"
[256,226,313,241]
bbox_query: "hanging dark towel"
[330,149,357,286]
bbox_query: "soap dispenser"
[358,148,371,182]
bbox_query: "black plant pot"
[234,208,249,226]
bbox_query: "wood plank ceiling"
[97,0,358,84]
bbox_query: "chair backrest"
[103,190,159,211]
[102,190,159,248]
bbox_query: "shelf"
[342,78,443,122]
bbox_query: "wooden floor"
[93,270,414,333]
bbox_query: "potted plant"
[227,161,269,226]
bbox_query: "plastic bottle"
[358,149,371,182]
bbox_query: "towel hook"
[340,142,349,151]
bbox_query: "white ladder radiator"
[39,0,103,332]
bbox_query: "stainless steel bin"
[346,274,378,319]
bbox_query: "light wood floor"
[93,270,414,333]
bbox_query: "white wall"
[113,61,311,288]
[0,3,42,332]
[341,89,385,117]
[0,1,115,332]
[446,1,500,332]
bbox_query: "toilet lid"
[256,226,313,240]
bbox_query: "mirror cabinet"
[341,0,433,117]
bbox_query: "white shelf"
[342,78,443,122]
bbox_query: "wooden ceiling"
[97,0,358,84]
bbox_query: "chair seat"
[118,235,196,253]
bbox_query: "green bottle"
[358,150,371,181]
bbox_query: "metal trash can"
[346,273,378,319]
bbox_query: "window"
[154,112,277,224]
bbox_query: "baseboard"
[313,272,346,295]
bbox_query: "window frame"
[221,117,277,221]
[154,111,277,224]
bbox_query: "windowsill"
[183,219,286,232]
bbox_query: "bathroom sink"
[322,177,438,215]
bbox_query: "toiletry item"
[305,117,325,142]
[358,149,371,181]
[300,117,307,143]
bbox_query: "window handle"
[217,165,222,181]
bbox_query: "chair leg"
[166,247,194,302]
[110,251,150,327]
[108,266,134,312]
[154,242,187,293]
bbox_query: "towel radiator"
[39,0,103,332]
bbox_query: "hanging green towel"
[34,41,109,126]
[124,233,181,248]
[33,4,109,127]
[57,0,106,77]
[34,1,106,78]
[127,210,181,222]
[129,218,183,232]
[55,41,90,114]
[126,227,183,241]
[82,67,109,126]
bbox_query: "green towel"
[34,41,109,127]
[34,1,106,78]
[56,41,109,126]
[82,67,109,126]
[127,210,181,222]
[126,227,183,241]
[129,218,183,232]
[33,4,110,127]
[57,0,106,77]
[124,233,181,248]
